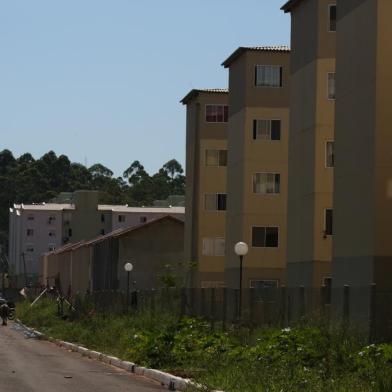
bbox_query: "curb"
[15,320,223,392]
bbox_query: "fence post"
[201,288,206,318]
[343,285,350,324]
[299,286,305,319]
[180,287,186,317]
[249,288,254,326]
[222,287,227,330]
[369,283,376,342]
[281,285,287,327]
[210,288,216,330]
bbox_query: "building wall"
[286,0,336,287]
[118,218,185,290]
[333,0,392,290]
[225,50,290,288]
[184,92,228,287]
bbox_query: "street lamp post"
[124,262,133,312]
[234,242,249,320]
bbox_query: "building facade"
[282,0,336,288]
[9,190,184,283]
[222,47,291,289]
[182,89,229,288]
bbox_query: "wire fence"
[59,285,392,342]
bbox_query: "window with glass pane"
[325,209,333,235]
[250,280,278,289]
[252,226,279,248]
[265,227,279,247]
[328,73,336,99]
[255,65,282,87]
[217,194,227,210]
[252,227,266,247]
[253,120,281,140]
[253,173,280,194]
[205,150,219,166]
[202,238,214,256]
[326,141,334,167]
[205,150,227,166]
[329,5,337,32]
[206,105,229,122]
[214,238,225,256]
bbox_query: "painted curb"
[15,320,223,391]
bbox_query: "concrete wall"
[287,0,336,287]
[225,49,290,288]
[118,218,184,290]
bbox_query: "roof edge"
[180,89,228,105]
[222,46,291,68]
[281,0,302,13]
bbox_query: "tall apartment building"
[222,47,291,289]
[8,190,184,283]
[282,0,336,288]
[181,89,228,288]
[333,1,392,292]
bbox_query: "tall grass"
[16,298,392,392]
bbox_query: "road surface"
[0,323,166,392]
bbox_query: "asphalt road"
[0,323,166,392]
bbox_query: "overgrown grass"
[16,298,392,392]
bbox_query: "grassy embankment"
[16,299,392,392]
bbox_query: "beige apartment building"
[222,47,290,289]
[333,0,392,292]
[282,0,336,288]
[181,89,228,288]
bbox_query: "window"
[252,227,279,248]
[140,216,147,223]
[255,65,283,87]
[101,214,105,223]
[329,5,337,32]
[202,238,225,256]
[63,212,72,224]
[204,194,227,211]
[26,229,34,237]
[250,280,279,289]
[326,141,334,168]
[118,215,125,223]
[205,105,229,122]
[253,119,281,141]
[49,230,56,237]
[100,229,105,235]
[68,228,73,237]
[48,244,56,252]
[48,215,56,224]
[27,214,34,221]
[327,72,336,100]
[26,245,34,253]
[325,209,333,236]
[205,150,228,167]
[253,173,280,194]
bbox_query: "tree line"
[0,149,185,252]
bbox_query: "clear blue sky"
[0,0,290,176]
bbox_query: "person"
[0,300,10,326]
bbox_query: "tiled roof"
[45,215,184,256]
[281,0,303,13]
[181,88,228,105]
[222,46,290,68]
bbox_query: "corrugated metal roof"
[13,203,75,211]
[181,88,229,105]
[98,205,185,213]
[222,46,291,68]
